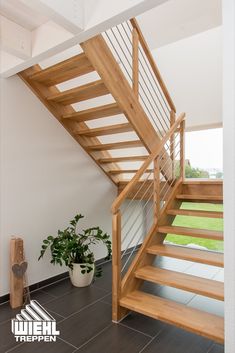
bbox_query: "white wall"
[0,75,116,296]
[153,26,222,130]
[223,1,235,352]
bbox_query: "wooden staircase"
[117,179,224,344]
[18,17,224,345]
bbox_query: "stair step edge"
[135,266,224,300]
[146,244,224,267]
[120,290,224,344]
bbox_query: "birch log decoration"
[10,237,26,308]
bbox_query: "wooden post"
[180,119,185,180]
[112,210,122,322]
[10,238,24,308]
[132,28,139,98]
[154,157,160,222]
[170,110,176,179]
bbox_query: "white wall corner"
[21,0,84,34]
[0,15,32,60]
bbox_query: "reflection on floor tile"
[184,263,220,279]
[153,256,193,272]
[140,324,213,353]
[212,269,224,282]
[187,295,224,317]
[208,344,224,353]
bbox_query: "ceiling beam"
[21,0,84,34]
[1,0,168,77]
[0,15,31,60]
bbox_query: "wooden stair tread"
[157,225,223,241]
[183,180,223,185]
[63,103,122,121]
[135,266,224,300]
[29,53,94,86]
[47,80,109,105]
[176,194,223,201]
[76,123,133,137]
[109,169,153,175]
[146,244,224,267]
[87,140,143,151]
[167,208,223,218]
[120,291,224,343]
[99,156,148,163]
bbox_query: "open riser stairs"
[18,17,224,345]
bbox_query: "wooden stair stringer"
[18,65,121,185]
[80,35,173,182]
[120,178,183,301]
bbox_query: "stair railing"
[103,18,176,139]
[111,112,185,321]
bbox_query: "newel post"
[112,210,122,321]
[180,119,186,180]
[170,110,176,179]
[154,156,160,222]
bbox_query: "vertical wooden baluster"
[112,210,122,321]
[170,110,176,180]
[180,119,185,180]
[154,157,160,222]
[132,28,139,98]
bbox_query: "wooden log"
[10,238,25,308]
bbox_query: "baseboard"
[0,244,141,305]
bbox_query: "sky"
[185,128,223,171]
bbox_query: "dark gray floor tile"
[58,301,111,348]
[30,289,56,304]
[5,338,75,353]
[0,303,21,324]
[92,270,112,292]
[100,293,112,305]
[208,344,224,353]
[141,325,213,353]
[44,285,107,317]
[0,320,21,353]
[74,323,150,353]
[42,277,78,297]
[121,312,166,337]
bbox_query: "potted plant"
[38,214,112,287]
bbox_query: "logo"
[11,300,60,342]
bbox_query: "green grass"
[165,202,224,251]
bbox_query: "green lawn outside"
[165,202,224,251]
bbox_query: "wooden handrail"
[112,112,185,213]
[130,18,176,113]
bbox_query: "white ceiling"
[0,0,222,77]
[137,0,222,49]
[0,0,49,30]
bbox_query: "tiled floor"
[0,256,224,353]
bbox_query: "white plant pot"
[69,263,95,287]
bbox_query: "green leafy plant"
[38,214,112,278]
